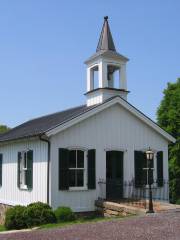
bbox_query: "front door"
[106,151,123,200]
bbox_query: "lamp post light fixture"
[146,148,154,213]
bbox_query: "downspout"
[39,135,50,205]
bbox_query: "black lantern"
[146,147,154,213]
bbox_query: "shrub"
[176,199,180,205]
[28,201,52,210]
[5,205,27,230]
[54,206,75,222]
[24,202,56,227]
[5,202,56,230]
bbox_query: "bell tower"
[85,16,129,106]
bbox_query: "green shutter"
[0,154,2,186]
[88,149,96,189]
[26,150,33,189]
[17,152,21,188]
[59,148,69,190]
[157,151,163,187]
[134,151,147,187]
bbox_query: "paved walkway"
[0,211,180,240]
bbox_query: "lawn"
[0,225,6,232]
[0,216,124,232]
[39,215,132,230]
[0,213,135,232]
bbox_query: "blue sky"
[0,0,179,127]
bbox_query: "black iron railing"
[98,179,169,208]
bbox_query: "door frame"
[106,150,124,200]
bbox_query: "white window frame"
[68,148,87,191]
[20,151,28,190]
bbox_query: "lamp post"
[146,148,154,213]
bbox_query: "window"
[21,152,28,188]
[69,150,86,189]
[58,148,96,190]
[134,151,154,187]
[18,150,33,190]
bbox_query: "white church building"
[0,17,175,213]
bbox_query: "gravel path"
[0,211,180,240]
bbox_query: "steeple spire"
[85,17,129,106]
[96,16,116,52]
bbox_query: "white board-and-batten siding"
[0,140,48,206]
[50,103,169,211]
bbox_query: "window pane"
[69,150,76,168]
[69,170,76,187]
[77,170,84,186]
[24,171,27,186]
[24,152,27,169]
[77,150,84,168]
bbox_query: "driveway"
[0,211,180,240]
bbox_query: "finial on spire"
[96,16,116,52]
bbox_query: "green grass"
[0,225,6,232]
[0,218,107,232]
[0,214,136,232]
[39,215,130,230]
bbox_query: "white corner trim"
[46,97,176,143]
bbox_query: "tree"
[0,125,10,134]
[157,78,180,203]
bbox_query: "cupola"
[85,16,129,106]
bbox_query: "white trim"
[104,147,127,152]
[0,199,28,206]
[46,97,176,143]
[67,146,89,151]
[20,185,28,190]
[69,187,88,191]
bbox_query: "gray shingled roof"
[0,105,94,142]
[0,96,175,143]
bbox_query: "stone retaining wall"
[0,203,12,225]
[95,200,146,217]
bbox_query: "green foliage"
[24,202,56,227]
[176,199,180,205]
[5,205,27,230]
[54,206,75,222]
[28,201,52,210]
[157,78,180,203]
[0,125,10,134]
[5,202,56,230]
